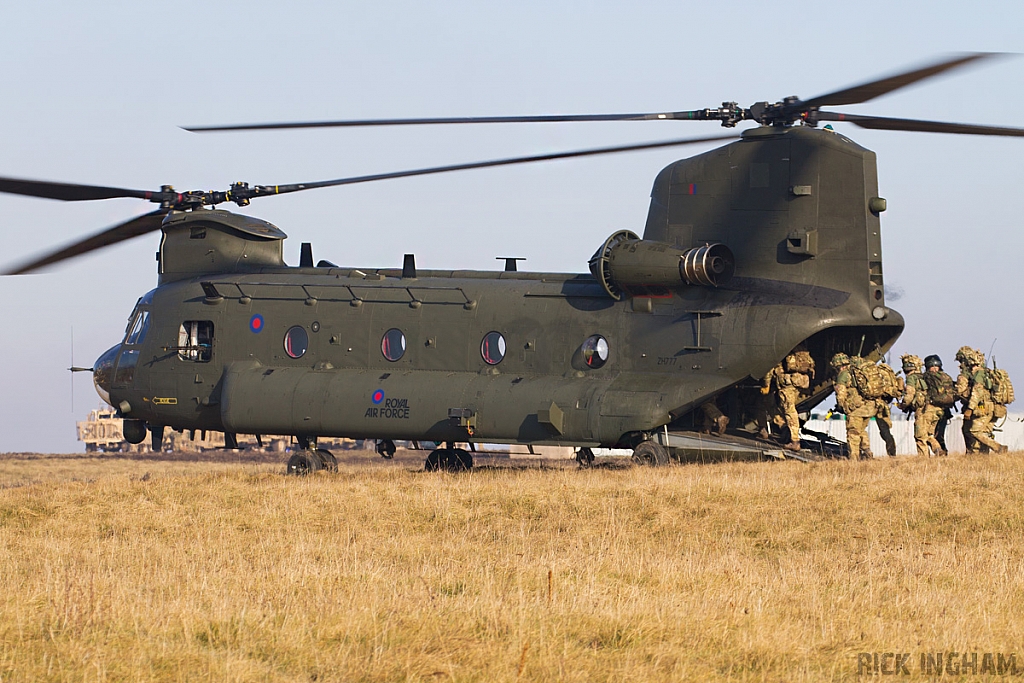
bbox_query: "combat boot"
[715,415,729,434]
[783,441,801,452]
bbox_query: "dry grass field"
[1,449,1023,682]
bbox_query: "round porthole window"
[284,326,309,359]
[581,335,609,369]
[481,331,506,365]
[382,328,406,361]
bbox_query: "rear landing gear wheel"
[576,447,595,468]
[424,448,473,472]
[287,451,322,476]
[315,448,338,472]
[632,440,669,467]
[376,439,396,459]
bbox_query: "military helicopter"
[3,53,1022,472]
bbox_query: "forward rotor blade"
[263,134,739,196]
[819,111,1024,137]
[3,210,167,275]
[0,175,155,202]
[802,52,1001,109]
[183,111,714,132]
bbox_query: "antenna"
[70,327,74,413]
[68,325,94,413]
[990,338,998,369]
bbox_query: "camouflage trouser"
[875,401,897,456]
[775,386,802,444]
[969,402,1003,453]
[845,403,877,460]
[914,405,945,456]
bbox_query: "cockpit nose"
[92,345,119,406]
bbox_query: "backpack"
[922,370,956,407]
[851,360,901,400]
[785,350,815,376]
[991,367,1015,405]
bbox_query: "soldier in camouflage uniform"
[963,349,1008,453]
[851,355,899,456]
[832,353,876,460]
[899,354,946,457]
[761,350,814,452]
[924,354,952,453]
[955,346,982,453]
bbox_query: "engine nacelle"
[589,231,734,300]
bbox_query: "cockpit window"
[114,349,139,385]
[125,310,150,345]
[178,321,214,362]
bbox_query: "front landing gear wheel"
[315,448,338,472]
[424,448,473,472]
[632,440,669,467]
[576,447,595,468]
[287,451,323,476]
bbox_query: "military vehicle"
[77,408,134,453]
[4,54,1023,472]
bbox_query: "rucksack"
[922,370,956,407]
[991,367,1015,405]
[851,361,900,400]
[785,350,815,376]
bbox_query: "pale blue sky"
[1,1,1021,452]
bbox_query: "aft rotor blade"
[3,210,167,275]
[819,111,1024,137]
[802,53,1001,109]
[0,175,156,202]
[264,134,739,196]
[183,111,715,132]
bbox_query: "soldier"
[832,353,876,460]
[955,346,982,453]
[963,349,1008,453]
[851,355,899,456]
[698,400,729,434]
[761,349,815,452]
[923,354,954,452]
[899,354,946,456]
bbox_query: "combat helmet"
[955,346,975,364]
[901,354,923,373]
[924,354,943,370]
[830,352,851,368]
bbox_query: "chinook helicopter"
[3,53,1023,471]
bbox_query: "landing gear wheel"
[453,448,473,470]
[576,447,595,468]
[376,439,396,459]
[287,451,322,476]
[424,448,473,472]
[632,440,669,467]
[315,448,338,472]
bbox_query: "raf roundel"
[371,389,385,405]
[249,313,264,334]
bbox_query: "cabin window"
[581,335,609,369]
[284,326,309,359]
[381,328,406,362]
[178,321,214,362]
[481,331,506,365]
[114,349,139,385]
